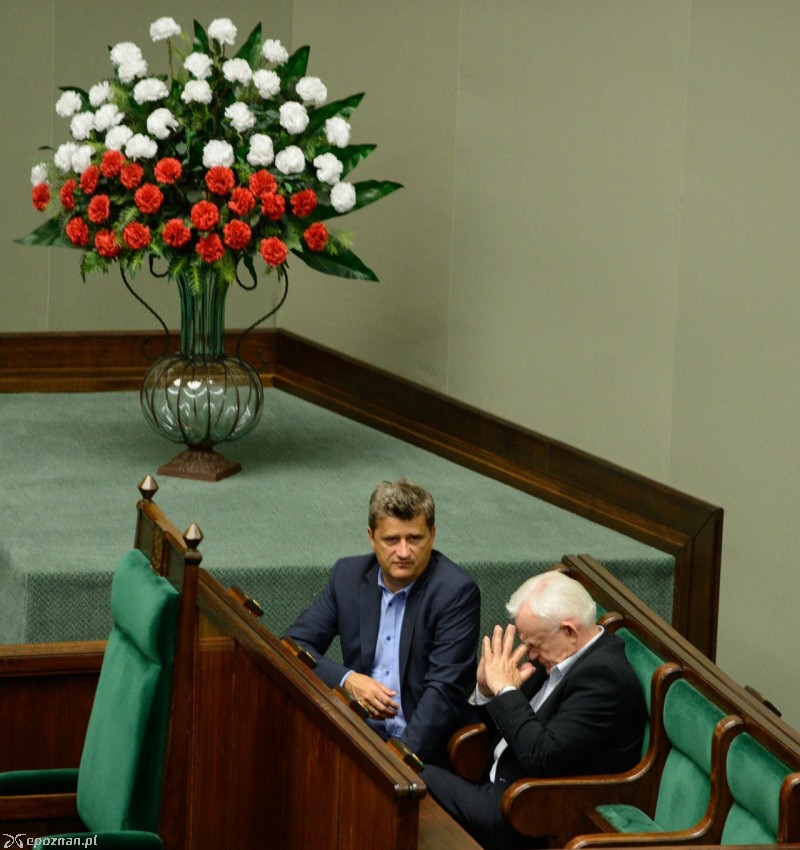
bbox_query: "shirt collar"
[377,569,416,597]
[549,625,604,680]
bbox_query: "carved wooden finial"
[183,522,203,551]
[138,474,159,501]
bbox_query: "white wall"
[3,1,799,726]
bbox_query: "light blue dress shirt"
[342,571,416,740]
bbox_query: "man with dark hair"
[422,570,647,849]
[286,478,481,762]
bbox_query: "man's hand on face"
[345,672,399,718]
[478,624,536,697]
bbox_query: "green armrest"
[0,767,79,794]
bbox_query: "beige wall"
[3,2,799,725]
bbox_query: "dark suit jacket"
[286,550,481,760]
[483,629,646,784]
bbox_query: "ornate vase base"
[157,447,243,482]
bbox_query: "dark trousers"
[422,764,539,850]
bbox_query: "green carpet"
[0,389,673,644]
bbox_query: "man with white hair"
[422,570,646,849]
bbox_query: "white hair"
[506,570,596,629]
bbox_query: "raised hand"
[480,624,536,697]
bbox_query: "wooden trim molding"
[0,328,723,658]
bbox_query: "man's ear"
[367,526,376,549]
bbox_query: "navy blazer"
[286,550,481,760]
[483,629,646,783]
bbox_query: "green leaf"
[15,216,73,248]
[193,20,210,54]
[236,23,263,67]
[292,246,379,281]
[241,253,259,288]
[309,179,404,222]
[283,45,310,80]
[305,93,365,135]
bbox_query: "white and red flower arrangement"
[21,16,401,290]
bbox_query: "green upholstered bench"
[721,728,800,844]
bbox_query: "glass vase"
[140,273,264,481]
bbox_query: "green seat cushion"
[595,804,664,833]
[0,767,78,794]
[77,549,179,834]
[720,732,792,844]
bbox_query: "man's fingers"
[502,623,517,656]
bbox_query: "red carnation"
[154,157,182,184]
[190,200,219,231]
[100,150,124,179]
[134,184,164,215]
[261,193,286,222]
[223,220,252,251]
[205,166,235,196]
[228,187,256,217]
[123,222,151,250]
[303,221,329,252]
[162,218,192,249]
[95,229,121,258]
[60,180,76,211]
[65,216,89,247]
[87,194,111,224]
[260,236,288,267]
[79,166,100,195]
[291,189,317,218]
[196,233,225,264]
[249,169,277,199]
[31,182,50,211]
[120,163,144,190]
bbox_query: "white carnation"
[125,133,158,161]
[30,162,48,186]
[222,58,253,85]
[54,142,79,172]
[208,18,237,45]
[147,107,179,139]
[94,103,124,132]
[88,81,110,107]
[330,181,356,213]
[110,42,143,67]
[247,134,274,166]
[325,116,351,148]
[296,76,327,107]
[279,101,309,134]
[118,59,148,84]
[181,80,213,105]
[262,39,288,65]
[133,78,169,105]
[253,69,281,99]
[275,145,305,175]
[150,17,181,42]
[202,139,235,168]
[313,152,344,185]
[70,112,95,141]
[55,91,82,118]
[105,125,133,151]
[184,52,213,80]
[71,145,94,174]
[225,102,256,133]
